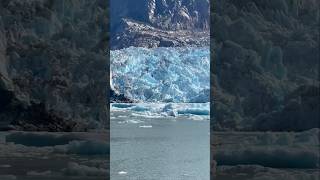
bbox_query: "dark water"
[111,111,210,180]
[0,132,108,180]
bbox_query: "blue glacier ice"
[111,47,210,102]
[111,103,210,120]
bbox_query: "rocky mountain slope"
[110,0,210,49]
[0,0,109,131]
[111,18,209,50]
[212,0,319,131]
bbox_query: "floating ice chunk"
[0,175,16,180]
[254,129,320,146]
[6,132,81,147]
[139,125,153,128]
[118,171,128,175]
[63,162,107,176]
[131,105,151,112]
[162,103,178,117]
[62,140,109,155]
[295,128,320,144]
[217,165,320,180]
[178,108,210,116]
[124,120,143,124]
[112,103,135,108]
[215,130,320,169]
[0,165,11,168]
[215,146,319,168]
[189,115,209,121]
[27,170,52,176]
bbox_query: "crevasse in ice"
[111,47,210,102]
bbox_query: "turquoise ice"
[111,47,210,102]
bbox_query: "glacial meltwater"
[110,103,210,180]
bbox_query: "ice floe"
[111,103,210,120]
[217,165,319,180]
[118,171,128,175]
[0,175,16,180]
[55,140,109,155]
[63,162,107,176]
[5,132,81,147]
[213,129,320,169]
[27,170,52,176]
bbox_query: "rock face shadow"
[211,0,319,179]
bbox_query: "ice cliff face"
[111,47,210,103]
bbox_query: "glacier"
[111,47,210,102]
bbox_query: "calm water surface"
[111,110,210,180]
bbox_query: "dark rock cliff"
[212,0,319,131]
[0,0,109,131]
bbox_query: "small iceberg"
[118,171,128,175]
[139,125,153,128]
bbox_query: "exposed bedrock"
[111,0,209,31]
[110,0,210,49]
[212,0,319,131]
[0,0,109,131]
[254,85,319,131]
